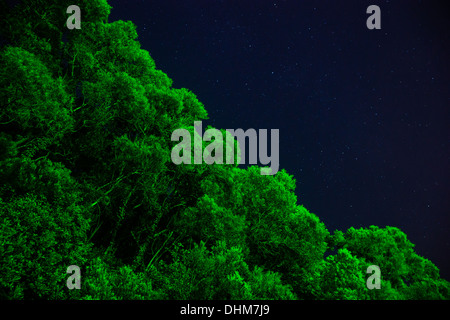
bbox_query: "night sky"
[107,0,449,279]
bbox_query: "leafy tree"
[330,226,449,299]
[82,254,164,300]
[149,241,295,300]
[0,0,448,300]
[0,194,91,299]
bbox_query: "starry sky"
[107,0,450,278]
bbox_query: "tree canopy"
[0,0,448,300]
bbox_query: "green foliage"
[330,226,450,299]
[82,255,164,300]
[0,0,448,300]
[0,157,81,207]
[316,249,370,300]
[235,167,329,276]
[0,194,91,299]
[150,241,295,300]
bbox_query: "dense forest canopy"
[0,0,448,300]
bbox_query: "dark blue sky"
[108,0,450,278]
